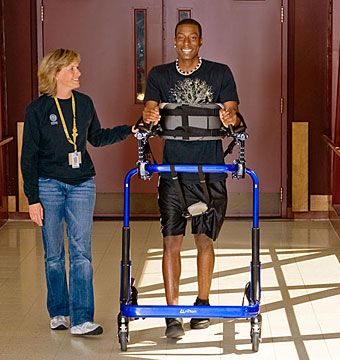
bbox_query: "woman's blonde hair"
[38,48,81,96]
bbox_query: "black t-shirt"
[144,59,239,183]
[21,90,132,204]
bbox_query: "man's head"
[175,18,202,39]
[174,18,203,62]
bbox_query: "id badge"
[68,151,82,168]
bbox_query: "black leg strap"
[170,165,190,218]
[223,138,237,158]
[198,165,210,206]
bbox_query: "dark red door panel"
[41,0,286,216]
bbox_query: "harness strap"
[198,164,211,206]
[182,113,189,140]
[162,127,226,139]
[170,165,190,218]
[160,105,220,117]
[224,138,237,158]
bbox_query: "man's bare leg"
[194,233,215,300]
[162,235,185,338]
[190,233,214,329]
[162,235,183,305]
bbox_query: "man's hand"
[143,100,161,125]
[219,101,240,128]
[29,203,44,227]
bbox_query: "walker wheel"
[251,332,260,352]
[117,312,129,352]
[250,314,262,352]
[119,331,128,352]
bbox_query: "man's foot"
[190,297,210,329]
[70,321,103,335]
[50,316,68,330]
[165,318,185,338]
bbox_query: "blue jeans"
[39,177,96,327]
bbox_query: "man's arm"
[219,101,240,128]
[143,100,161,124]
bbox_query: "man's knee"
[163,235,183,254]
[194,234,214,252]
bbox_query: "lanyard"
[54,93,78,152]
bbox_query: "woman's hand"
[29,203,44,227]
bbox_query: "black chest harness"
[135,103,248,218]
[159,103,226,141]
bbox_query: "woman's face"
[55,62,81,92]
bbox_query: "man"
[143,18,240,338]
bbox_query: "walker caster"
[250,314,262,352]
[118,313,129,352]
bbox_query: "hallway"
[0,219,339,359]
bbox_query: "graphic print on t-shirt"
[169,78,213,104]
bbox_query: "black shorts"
[158,177,228,240]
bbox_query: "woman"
[21,48,135,335]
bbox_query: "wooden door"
[0,2,8,227]
[0,144,8,227]
[0,84,7,226]
[39,0,163,195]
[39,0,286,216]
[163,0,286,216]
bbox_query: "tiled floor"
[0,219,340,359]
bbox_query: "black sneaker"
[165,318,185,338]
[190,297,210,329]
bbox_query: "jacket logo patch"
[49,114,58,125]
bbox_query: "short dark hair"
[175,18,202,38]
